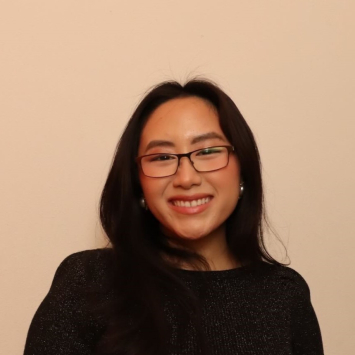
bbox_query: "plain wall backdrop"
[1,1,354,354]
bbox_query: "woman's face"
[138,96,241,244]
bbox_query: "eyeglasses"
[136,145,235,178]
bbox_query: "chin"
[176,231,206,241]
[165,225,213,242]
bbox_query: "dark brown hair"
[98,79,282,354]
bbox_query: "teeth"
[172,197,211,207]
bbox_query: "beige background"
[1,1,354,354]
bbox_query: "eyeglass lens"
[141,146,229,177]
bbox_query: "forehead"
[140,97,225,146]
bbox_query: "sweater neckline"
[175,263,258,280]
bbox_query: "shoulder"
[52,248,114,291]
[24,249,114,353]
[57,248,113,269]
[254,262,311,299]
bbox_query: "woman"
[24,79,323,355]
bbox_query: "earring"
[239,182,244,199]
[140,197,148,210]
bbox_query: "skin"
[138,97,241,270]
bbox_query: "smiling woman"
[24,80,324,355]
[137,97,241,261]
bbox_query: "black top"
[24,249,323,355]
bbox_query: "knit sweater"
[24,249,323,355]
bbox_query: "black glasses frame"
[136,145,235,178]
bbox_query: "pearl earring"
[140,197,148,210]
[239,182,244,199]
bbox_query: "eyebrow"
[191,132,226,144]
[144,140,175,152]
[144,132,226,153]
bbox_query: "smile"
[171,197,211,207]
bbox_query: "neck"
[163,225,240,271]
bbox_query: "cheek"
[139,175,166,208]
[218,160,241,202]
[217,175,240,202]
[139,175,153,199]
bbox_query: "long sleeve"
[24,251,106,355]
[24,251,324,355]
[289,270,324,355]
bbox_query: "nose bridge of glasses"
[177,153,196,170]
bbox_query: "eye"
[149,154,176,162]
[196,147,223,156]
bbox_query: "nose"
[172,156,202,189]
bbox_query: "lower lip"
[168,198,213,215]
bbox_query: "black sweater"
[24,249,323,354]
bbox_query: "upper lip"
[168,194,213,202]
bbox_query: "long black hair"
[98,79,282,354]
